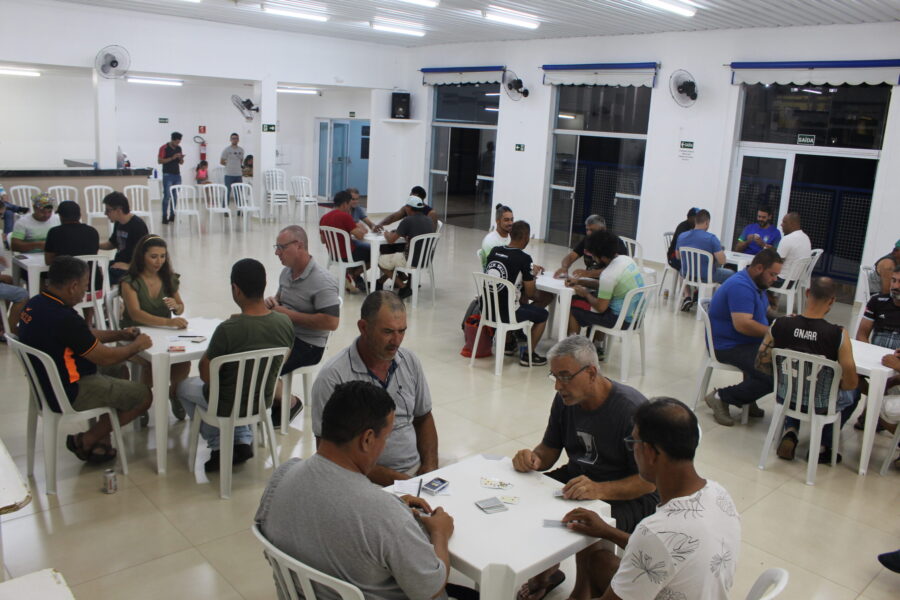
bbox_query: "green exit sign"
[515,144,525,151]
[797,133,815,145]
[262,123,276,132]
[158,117,168,123]
[349,111,356,118]
[680,141,694,149]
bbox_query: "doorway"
[429,125,496,230]
[316,118,370,200]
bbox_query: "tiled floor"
[1,218,898,599]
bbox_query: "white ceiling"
[55,0,900,47]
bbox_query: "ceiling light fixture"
[396,0,439,7]
[483,5,540,29]
[277,86,321,94]
[264,6,329,22]
[372,22,426,37]
[558,113,576,119]
[0,67,41,77]
[126,76,183,86]
[640,0,697,18]
[801,88,823,95]
[485,107,500,112]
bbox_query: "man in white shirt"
[774,212,812,286]
[560,397,741,600]
[479,203,513,266]
[10,193,60,253]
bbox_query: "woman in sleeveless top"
[120,234,190,419]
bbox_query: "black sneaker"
[204,450,221,473]
[504,339,518,356]
[680,296,694,312]
[398,285,413,299]
[878,549,900,573]
[519,351,548,367]
[272,397,304,428]
[354,275,367,293]
[232,443,254,464]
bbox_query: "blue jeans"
[162,173,182,220]
[713,267,735,284]
[177,377,252,451]
[783,389,860,451]
[715,342,773,406]
[224,175,242,205]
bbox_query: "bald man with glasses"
[513,335,659,600]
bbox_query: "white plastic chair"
[47,185,78,205]
[795,249,823,313]
[8,335,130,495]
[658,231,681,303]
[84,185,113,229]
[209,166,225,185]
[694,299,751,424]
[123,185,153,233]
[231,183,261,232]
[0,297,10,339]
[187,346,288,499]
[471,272,534,376]
[202,183,232,233]
[758,348,843,485]
[169,184,202,236]
[436,220,444,234]
[879,401,900,476]
[264,169,290,222]
[395,233,441,309]
[852,266,875,335]
[252,524,365,600]
[745,568,789,600]
[674,247,720,320]
[8,186,40,209]
[579,284,658,381]
[619,236,658,296]
[320,226,367,302]
[768,256,811,316]
[290,175,317,223]
[72,255,110,329]
[105,286,123,331]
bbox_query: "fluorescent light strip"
[640,0,696,18]
[558,113,576,119]
[0,67,41,77]
[277,87,320,94]
[802,89,823,95]
[372,23,426,37]
[484,107,499,112]
[396,0,439,7]
[484,5,540,29]
[484,92,500,96]
[264,6,329,21]
[126,76,183,86]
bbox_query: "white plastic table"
[536,274,575,341]
[0,569,75,599]
[136,318,221,474]
[363,232,387,289]
[388,455,613,598]
[11,253,48,296]
[0,437,30,582]
[850,339,894,475]
[724,250,753,272]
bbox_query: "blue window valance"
[730,59,900,86]
[541,62,659,87]
[420,66,505,85]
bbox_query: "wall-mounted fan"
[669,69,698,108]
[232,95,260,121]
[94,45,131,79]
[502,69,529,101]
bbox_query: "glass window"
[740,83,891,150]
[434,83,500,125]
[556,85,651,134]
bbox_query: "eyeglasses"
[623,435,646,452]
[548,365,589,383]
[273,240,299,251]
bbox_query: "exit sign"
[680,141,694,149]
[515,144,525,151]
[262,124,276,132]
[349,111,356,118]
[797,134,815,145]
[158,117,168,123]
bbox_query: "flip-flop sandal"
[516,570,565,600]
[65,433,91,462]
[86,440,118,464]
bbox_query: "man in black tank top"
[755,277,859,464]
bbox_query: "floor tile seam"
[749,486,900,532]
[193,525,257,600]
[739,540,861,594]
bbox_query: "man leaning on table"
[256,380,467,600]
[734,203,781,255]
[513,335,658,600]
[17,256,152,464]
[311,290,438,486]
[10,193,60,254]
[558,397,741,600]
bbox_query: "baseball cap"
[406,196,425,209]
[31,193,54,209]
[688,207,700,216]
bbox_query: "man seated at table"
[857,265,900,350]
[376,185,440,232]
[44,201,100,264]
[513,335,658,600]
[256,380,456,599]
[554,215,627,280]
[479,203,513,267]
[311,291,438,485]
[734,203,781,255]
[98,191,148,285]
[0,254,27,337]
[485,220,548,367]
[10,193,60,254]
[675,208,734,311]
[17,256,152,463]
[755,276,859,464]
[320,190,369,294]
[265,225,340,427]
[558,397,741,600]
[870,239,900,296]
[772,211,812,288]
[378,195,436,299]
[0,185,30,240]
[665,207,698,271]
[348,187,378,231]
[178,258,294,472]
[704,249,783,426]
[877,349,900,472]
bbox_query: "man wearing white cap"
[378,196,435,299]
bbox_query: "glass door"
[330,121,350,196]
[429,125,450,221]
[430,125,496,230]
[726,150,792,249]
[316,120,329,197]
[546,134,578,246]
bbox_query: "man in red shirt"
[320,190,369,294]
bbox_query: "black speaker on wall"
[391,92,411,119]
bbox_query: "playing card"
[553,489,565,497]
[480,477,512,489]
[543,519,567,528]
[498,495,519,505]
[475,497,508,513]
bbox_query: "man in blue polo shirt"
[675,209,734,311]
[735,204,781,255]
[705,249,783,426]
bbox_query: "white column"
[93,72,117,169]
[254,76,278,219]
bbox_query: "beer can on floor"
[103,469,118,494]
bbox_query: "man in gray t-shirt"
[220,132,245,202]
[256,381,453,600]
[312,291,438,486]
